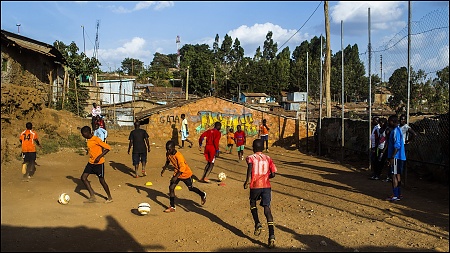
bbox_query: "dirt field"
[1,118,449,252]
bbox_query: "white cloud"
[108,1,174,13]
[226,22,309,56]
[330,1,407,36]
[92,37,153,71]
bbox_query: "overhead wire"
[277,1,323,53]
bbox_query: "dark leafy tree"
[53,40,100,115]
[121,57,144,76]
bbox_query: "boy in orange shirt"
[19,122,42,181]
[226,128,234,154]
[80,126,113,203]
[161,140,207,213]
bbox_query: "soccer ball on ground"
[138,202,151,215]
[218,172,227,182]
[58,193,70,205]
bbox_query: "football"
[58,193,70,205]
[218,172,227,182]
[138,202,151,215]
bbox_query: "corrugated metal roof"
[1,29,66,63]
[242,92,269,97]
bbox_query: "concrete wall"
[141,97,316,149]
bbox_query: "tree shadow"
[1,215,164,251]
[109,160,134,177]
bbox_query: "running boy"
[226,128,234,154]
[19,122,42,181]
[234,125,246,161]
[198,122,222,183]
[244,139,278,248]
[80,126,113,203]
[161,140,207,213]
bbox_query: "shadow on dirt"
[109,160,134,177]
[1,216,164,252]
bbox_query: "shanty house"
[1,29,66,105]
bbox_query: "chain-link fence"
[311,4,449,186]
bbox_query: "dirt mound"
[1,84,91,164]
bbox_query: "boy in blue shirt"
[386,115,406,201]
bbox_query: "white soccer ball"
[138,202,151,215]
[58,193,70,205]
[218,172,227,182]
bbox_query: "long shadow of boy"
[66,175,106,200]
[109,160,134,177]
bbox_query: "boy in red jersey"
[161,140,207,213]
[244,139,277,248]
[198,122,222,183]
[234,125,246,161]
[19,122,42,181]
[80,126,113,203]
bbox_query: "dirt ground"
[1,109,449,252]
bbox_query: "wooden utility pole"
[324,1,332,117]
[185,66,190,100]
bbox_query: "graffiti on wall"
[195,111,259,136]
[160,115,180,124]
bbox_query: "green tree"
[388,67,408,109]
[121,57,144,76]
[53,40,100,115]
[179,44,214,96]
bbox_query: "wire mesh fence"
[310,4,449,186]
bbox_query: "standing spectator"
[161,140,207,213]
[226,128,235,154]
[399,114,417,148]
[399,114,417,186]
[371,117,387,180]
[386,115,406,201]
[128,121,151,178]
[244,139,278,248]
[234,125,246,161]
[95,115,106,130]
[80,126,113,203]
[259,119,270,152]
[369,116,380,179]
[93,122,108,143]
[91,103,102,130]
[179,114,194,148]
[198,122,222,183]
[19,122,42,181]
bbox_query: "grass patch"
[40,133,86,155]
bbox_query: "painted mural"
[195,111,259,136]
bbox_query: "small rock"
[320,240,327,246]
[195,240,199,244]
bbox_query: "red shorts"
[204,145,216,163]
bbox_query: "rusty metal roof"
[1,29,66,63]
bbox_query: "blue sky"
[1,1,448,77]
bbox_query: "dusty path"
[1,134,448,252]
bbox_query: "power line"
[277,1,323,53]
